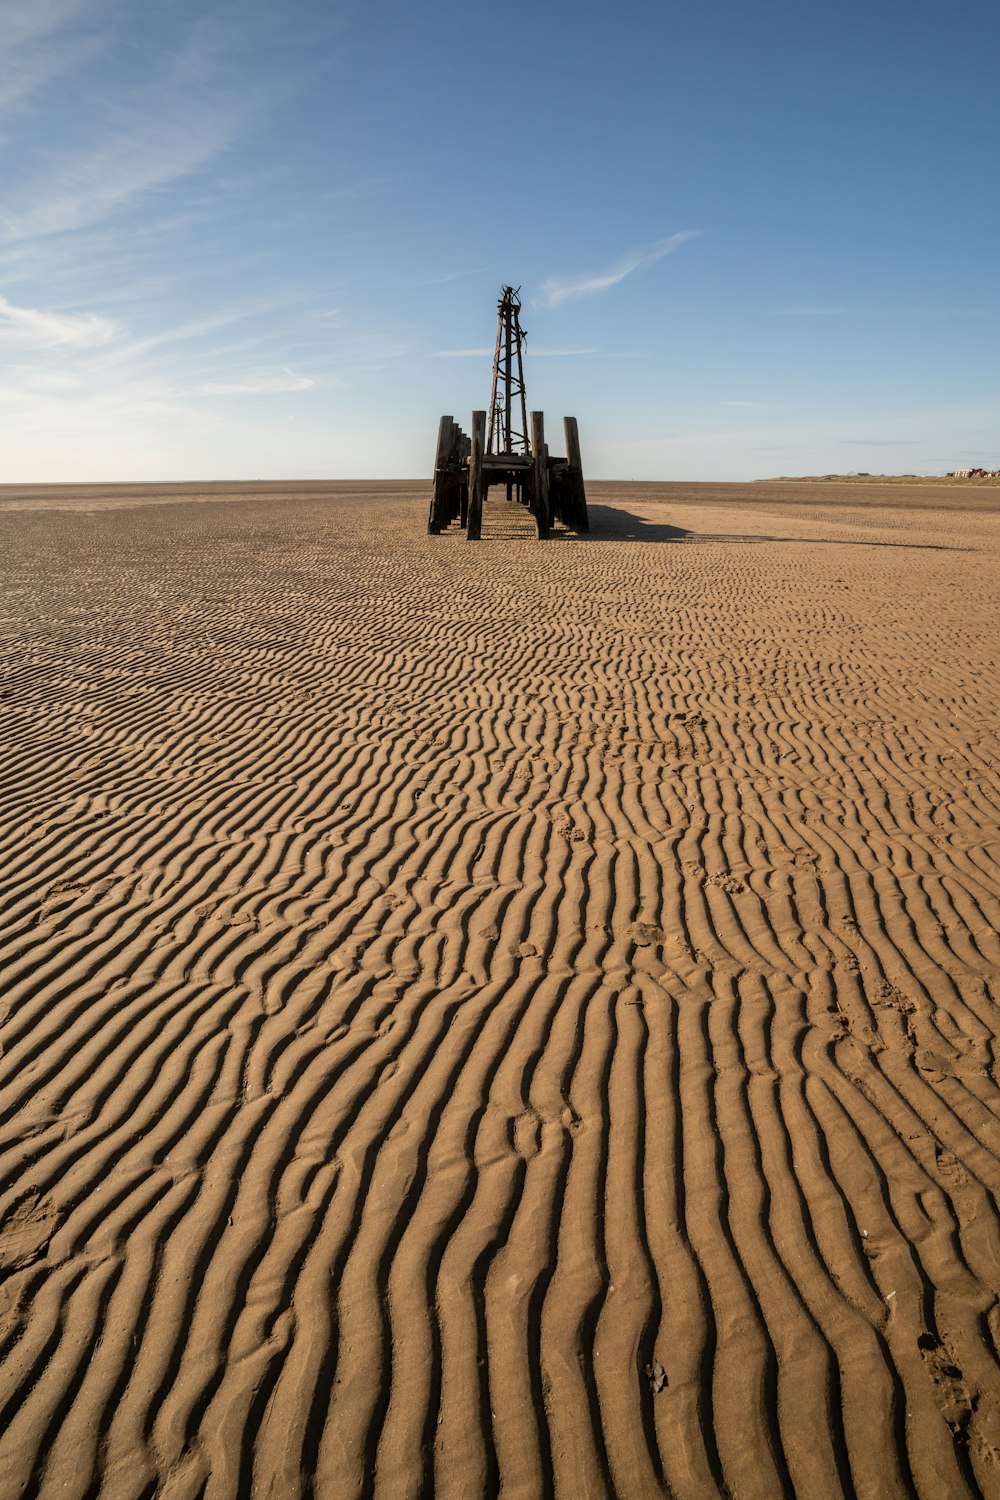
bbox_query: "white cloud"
[0,30,104,120]
[14,366,82,391]
[0,0,96,49]
[101,302,285,366]
[530,347,600,357]
[418,267,490,286]
[0,295,117,347]
[0,6,272,244]
[5,106,248,242]
[201,368,315,396]
[538,231,700,308]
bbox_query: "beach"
[0,478,998,1498]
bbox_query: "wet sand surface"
[1,479,998,1498]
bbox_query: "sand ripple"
[0,482,999,1498]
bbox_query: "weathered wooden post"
[428,414,453,533]
[563,416,589,532]
[530,410,550,539]
[459,429,470,526]
[467,410,486,541]
[446,422,461,525]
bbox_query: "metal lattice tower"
[487,285,529,455]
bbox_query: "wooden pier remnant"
[428,285,589,540]
[427,415,470,534]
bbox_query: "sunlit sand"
[1,479,998,1497]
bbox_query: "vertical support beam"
[450,417,464,524]
[447,421,464,523]
[516,334,529,455]
[460,431,470,526]
[467,409,486,541]
[428,415,453,533]
[504,299,513,452]
[563,416,589,532]
[530,410,550,539]
[487,310,503,454]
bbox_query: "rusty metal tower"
[487,285,529,455]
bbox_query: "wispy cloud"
[201,368,315,396]
[531,347,600,358]
[96,299,297,369]
[418,267,490,286]
[0,294,116,347]
[0,5,289,245]
[537,231,700,308]
[0,0,107,119]
[0,0,98,50]
[12,366,83,392]
[5,102,249,244]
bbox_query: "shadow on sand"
[566,504,971,551]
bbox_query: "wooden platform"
[428,411,588,541]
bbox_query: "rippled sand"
[1,479,998,1499]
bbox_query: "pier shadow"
[565,504,972,551]
[579,506,694,543]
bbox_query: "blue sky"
[1,0,997,481]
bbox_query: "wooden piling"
[443,420,459,524]
[563,415,589,532]
[428,415,453,533]
[467,410,486,541]
[530,410,550,539]
[460,432,471,526]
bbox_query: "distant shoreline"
[761,472,1000,485]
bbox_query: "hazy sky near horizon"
[1,0,997,482]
